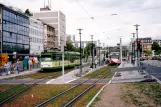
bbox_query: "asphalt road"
[142,60,161,81]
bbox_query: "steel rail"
[35,66,108,107]
[63,72,110,107]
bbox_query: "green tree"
[84,42,96,57]
[144,50,152,55]
[73,47,81,52]
[152,42,161,52]
[66,41,74,51]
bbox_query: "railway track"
[35,66,109,107]
[63,71,110,107]
[0,69,73,106]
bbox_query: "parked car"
[151,56,158,60]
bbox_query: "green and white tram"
[40,51,80,71]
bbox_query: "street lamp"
[98,40,101,66]
[131,33,135,64]
[77,28,83,75]
[90,35,94,68]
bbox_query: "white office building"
[33,9,66,49]
[29,17,44,55]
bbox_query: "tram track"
[63,71,110,107]
[35,66,110,107]
[0,69,73,106]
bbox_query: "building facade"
[33,8,66,49]
[0,4,30,56]
[43,23,56,50]
[29,17,44,55]
[74,41,97,48]
[138,37,152,56]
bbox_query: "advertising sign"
[0,53,8,66]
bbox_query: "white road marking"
[65,78,78,83]
[46,79,55,84]
[86,80,111,107]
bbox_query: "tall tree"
[152,42,160,52]
[84,42,96,57]
[66,41,74,51]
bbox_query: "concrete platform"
[111,62,150,83]
[0,69,40,80]
[46,65,107,84]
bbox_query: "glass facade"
[2,8,30,54]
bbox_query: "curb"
[0,69,40,80]
[151,75,161,84]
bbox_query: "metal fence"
[0,62,40,76]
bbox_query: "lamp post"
[98,40,101,66]
[131,33,135,64]
[90,35,94,68]
[134,24,140,66]
[120,37,122,64]
[77,28,83,75]
[61,41,65,82]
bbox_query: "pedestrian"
[4,62,9,75]
[16,59,20,74]
[95,60,97,68]
[28,58,32,70]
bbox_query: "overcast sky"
[1,0,161,46]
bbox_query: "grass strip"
[3,85,74,107]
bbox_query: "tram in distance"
[109,52,121,65]
[40,51,80,71]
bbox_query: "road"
[142,60,161,81]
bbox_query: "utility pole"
[131,33,135,65]
[98,40,101,66]
[77,28,83,75]
[134,24,140,66]
[61,42,64,82]
[90,35,94,68]
[120,38,122,64]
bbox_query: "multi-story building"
[0,4,30,57]
[33,7,66,49]
[74,41,97,48]
[29,17,44,55]
[138,37,152,56]
[66,35,72,42]
[66,35,75,42]
[43,22,56,50]
[138,37,152,50]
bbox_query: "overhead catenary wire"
[75,0,100,29]
[75,0,93,19]
[74,6,161,19]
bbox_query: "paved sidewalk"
[0,68,40,80]
[111,62,148,83]
[46,65,107,84]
